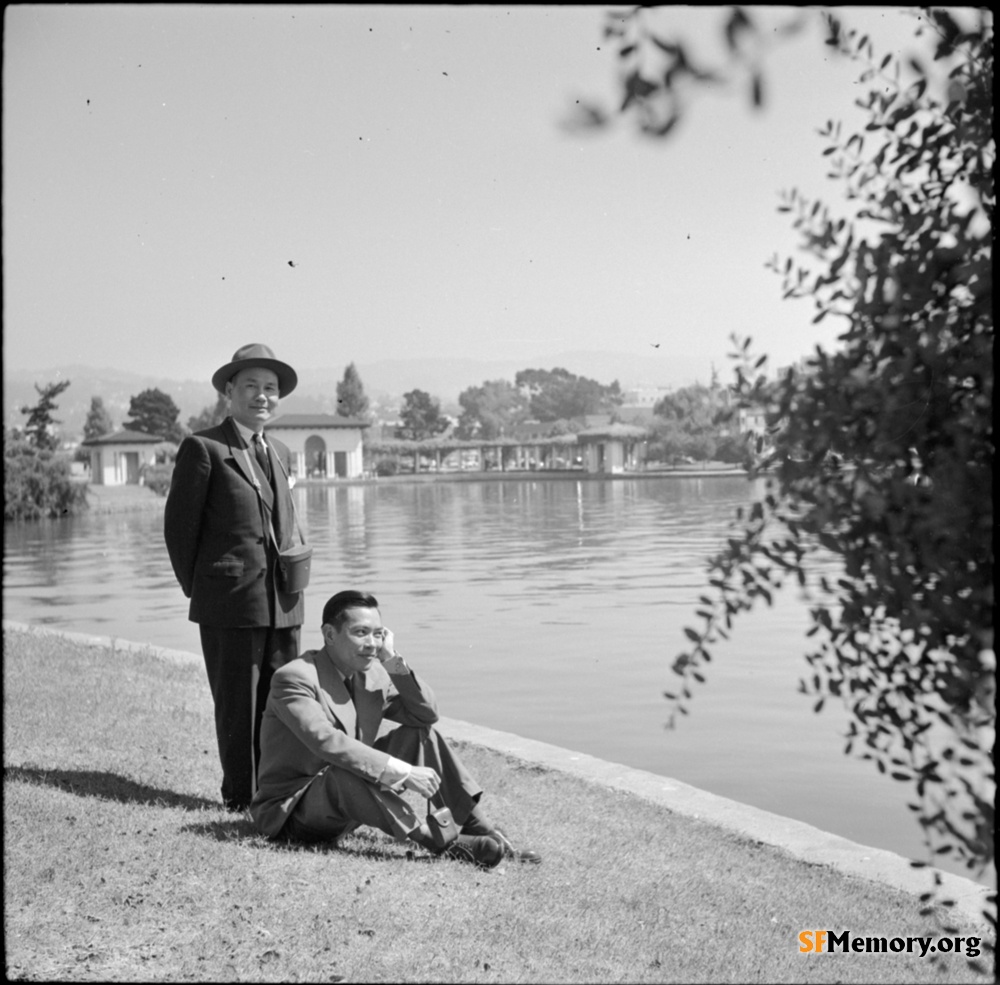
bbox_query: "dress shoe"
[491,826,542,864]
[442,834,503,869]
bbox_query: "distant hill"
[4,349,706,442]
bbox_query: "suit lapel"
[223,417,255,487]
[223,417,275,511]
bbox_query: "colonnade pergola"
[364,424,649,476]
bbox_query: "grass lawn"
[3,625,992,983]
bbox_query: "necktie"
[343,674,355,701]
[252,433,271,482]
[253,433,284,548]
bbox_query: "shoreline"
[301,465,750,486]
[76,466,753,514]
[4,618,993,929]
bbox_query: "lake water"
[1,475,977,881]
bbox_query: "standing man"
[165,343,304,811]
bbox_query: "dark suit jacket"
[250,649,439,837]
[164,416,304,629]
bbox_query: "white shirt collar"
[231,417,266,446]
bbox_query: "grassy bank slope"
[3,626,989,983]
[85,484,166,514]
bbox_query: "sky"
[2,4,950,388]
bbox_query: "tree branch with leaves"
[19,380,72,451]
[588,4,994,943]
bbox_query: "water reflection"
[2,475,981,881]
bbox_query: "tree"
[124,388,185,442]
[336,363,371,419]
[82,396,114,442]
[651,383,727,461]
[646,382,741,463]
[455,379,529,440]
[514,367,623,422]
[593,5,995,916]
[20,380,71,451]
[647,418,714,465]
[395,389,449,442]
[187,391,229,433]
[4,428,88,520]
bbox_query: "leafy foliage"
[4,431,89,521]
[336,362,371,419]
[395,389,450,442]
[186,392,228,433]
[140,462,174,497]
[371,455,404,477]
[19,380,71,451]
[647,382,734,463]
[123,388,185,442]
[82,396,114,442]
[598,4,995,910]
[562,7,807,137]
[455,379,529,440]
[514,367,623,422]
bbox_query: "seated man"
[250,590,540,868]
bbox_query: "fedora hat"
[212,343,298,397]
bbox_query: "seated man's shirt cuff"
[378,755,412,790]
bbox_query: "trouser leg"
[200,624,299,808]
[253,626,299,789]
[283,726,485,844]
[376,725,485,829]
[284,768,422,843]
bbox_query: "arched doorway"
[305,435,327,477]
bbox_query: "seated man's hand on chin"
[377,628,409,675]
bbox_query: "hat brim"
[212,358,298,397]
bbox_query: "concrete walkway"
[6,620,993,930]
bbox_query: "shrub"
[141,463,174,497]
[371,456,402,477]
[4,435,89,521]
[714,434,751,465]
